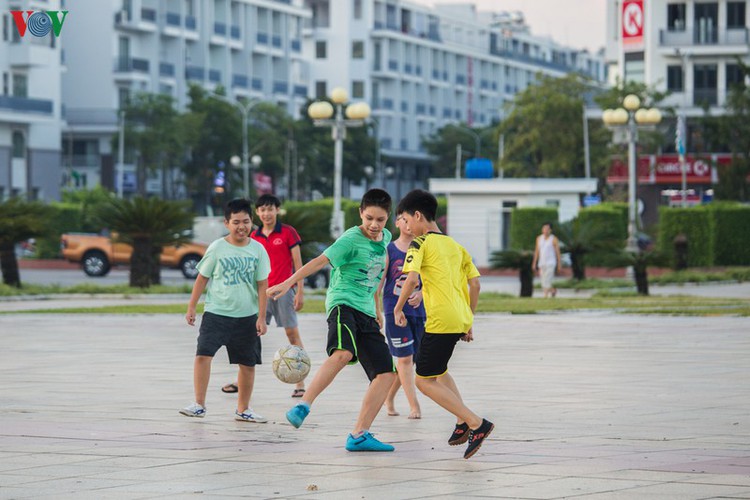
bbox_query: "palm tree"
[490,249,535,297]
[603,249,666,296]
[96,197,195,288]
[0,198,51,287]
[555,218,621,281]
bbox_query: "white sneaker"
[179,402,206,418]
[235,408,268,423]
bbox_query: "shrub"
[576,206,628,266]
[658,207,714,267]
[702,203,750,265]
[509,207,558,250]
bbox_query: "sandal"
[221,383,238,394]
[291,388,306,398]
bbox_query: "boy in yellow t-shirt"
[393,189,493,460]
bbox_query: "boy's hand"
[256,317,267,336]
[394,309,407,327]
[376,310,384,329]
[407,290,423,308]
[267,282,290,300]
[186,307,196,326]
[461,327,474,343]
[294,288,304,311]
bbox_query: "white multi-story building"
[0,0,64,202]
[603,0,747,222]
[305,0,607,199]
[62,0,310,193]
[605,0,748,115]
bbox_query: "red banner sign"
[607,154,731,185]
[622,0,644,52]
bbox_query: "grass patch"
[8,292,748,317]
[0,282,193,296]
[553,267,750,290]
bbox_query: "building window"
[12,73,27,97]
[353,0,362,19]
[315,40,327,59]
[315,80,327,98]
[2,72,8,95]
[351,80,364,98]
[727,2,746,28]
[352,40,364,59]
[667,3,686,30]
[694,64,718,106]
[667,65,684,91]
[624,52,645,83]
[12,131,25,158]
[726,63,745,90]
[118,87,131,108]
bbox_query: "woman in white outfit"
[531,222,562,298]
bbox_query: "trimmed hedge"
[577,205,628,265]
[702,203,750,265]
[509,207,558,250]
[658,207,714,267]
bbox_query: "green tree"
[421,123,499,178]
[96,197,195,288]
[715,61,750,201]
[0,199,52,287]
[119,93,186,198]
[498,74,610,181]
[490,249,534,298]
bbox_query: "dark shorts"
[197,311,262,366]
[415,332,464,378]
[385,313,425,358]
[327,304,394,381]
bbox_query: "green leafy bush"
[509,207,558,250]
[702,203,750,266]
[658,207,714,267]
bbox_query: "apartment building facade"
[305,0,607,199]
[604,0,747,218]
[0,0,64,202]
[61,0,310,194]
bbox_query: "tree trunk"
[0,242,21,287]
[519,264,533,297]
[571,251,586,281]
[130,237,153,288]
[150,246,162,285]
[634,263,649,296]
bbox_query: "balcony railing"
[159,62,175,77]
[694,88,718,107]
[490,47,573,73]
[659,27,749,46]
[185,66,204,80]
[115,57,149,73]
[233,74,248,88]
[0,95,53,114]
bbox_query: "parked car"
[303,243,330,289]
[60,233,206,279]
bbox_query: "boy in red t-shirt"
[222,194,307,397]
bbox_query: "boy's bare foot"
[384,403,399,416]
[408,410,421,419]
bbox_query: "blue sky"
[412,0,607,53]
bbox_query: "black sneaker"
[464,419,494,459]
[448,422,470,446]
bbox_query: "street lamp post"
[212,94,262,199]
[602,94,662,252]
[308,87,371,238]
[450,124,482,158]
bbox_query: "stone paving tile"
[1,312,749,499]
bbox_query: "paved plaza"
[1,305,749,499]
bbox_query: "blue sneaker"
[345,432,395,452]
[286,403,310,428]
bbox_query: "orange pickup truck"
[61,233,206,278]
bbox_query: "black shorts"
[415,332,464,378]
[197,311,262,366]
[327,304,394,381]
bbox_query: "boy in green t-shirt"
[180,199,271,423]
[267,189,397,452]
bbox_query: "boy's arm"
[186,274,209,325]
[290,245,305,310]
[374,253,389,328]
[468,277,481,313]
[256,279,268,336]
[393,271,420,326]
[268,254,330,300]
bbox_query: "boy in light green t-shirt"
[267,189,397,452]
[180,199,271,423]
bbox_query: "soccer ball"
[272,345,311,384]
